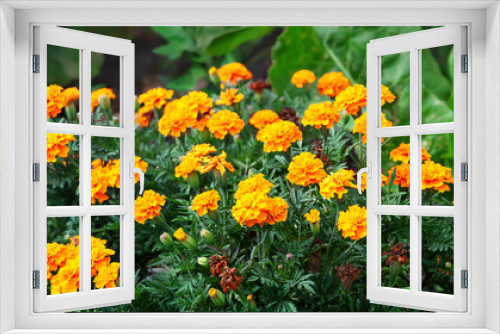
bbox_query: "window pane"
[91,216,121,290]
[381,215,410,289]
[381,136,410,205]
[421,216,454,295]
[421,45,454,124]
[47,45,80,124]
[47,133,80,206]
[91,52,120,127]
[91,136,121,205]
[47,217,80,295]
[381,52,409,127]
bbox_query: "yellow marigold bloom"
[138,87,174,109]
[62,87,80,103]
[389,143,432,164]
[47,133,76,163]
[192,190,220,217]
[216,88,244,106]
[93,262,120,289]
[319,169,357,200]
[186,143,217,159]
[216,62,253,85]
[209,66,217,75]
[105,156,148,188]
[247,294,254,302]
[51,257,80,295]
[234,173,273,200]
[421,160,454,193]
[265,196,289,225]
[304,209,320,224]
[360,173,388,192]
[173,228,187,242]
[135,105,154,127]
[159,99,198,138]
[59,242,79,268]
[287,152,327,187]
[207,109,245,139]
[387,162,411,188]
[316,72,351,98]
[47,84,68,119]
[249,109,281,130]
[291,69,316,88]
[175,156,202,179]
[135,190,167,224]
[194,115,211,132]
[232,192,288,228]
[302,101,341,129]
[333,84,367,115]
[91,88,116,112]
[201,151,235,175]
[180,91,213,115]
[353,112,393,144]
[381,85,396,106]
[337,205,367,241]
[47,242,64,273]
[91,237,115,277]
[91,165,111,204]
[256,120,303,153]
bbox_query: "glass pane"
[47,45,80,124]
[381,136,410,205]
[381,52,409,127]
[91,216,121,290]
[421,45,454,124]
[91,52,120,127]
[381,215,410,289]
[421,216,454,295]
[47,216,80,295]
[421,134,454,206]
[91,136,121,205]
[47,133,80,206]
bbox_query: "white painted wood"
[367,26,468,312]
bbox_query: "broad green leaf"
[165,66,207,91]
[206,27,274,56]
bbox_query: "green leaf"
[165,66,207,91]
[206,27,274,56]
[153,39,196,60]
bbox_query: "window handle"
[357,162,371,195]
[129,162,145,195]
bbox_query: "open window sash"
[33,26,135,312]
[366,26,467,312]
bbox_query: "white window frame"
[1,2,499,333]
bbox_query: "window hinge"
[461,54,468,73]
[33,163,40,182]
[461,270,468,289]
[32,270,40,289]
[461,162,468,181]
[33,54,40,73]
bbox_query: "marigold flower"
[104,156,147,188]
[47,133,76,163]
[208,288,226,306]
[93,262,120,289]
[135,190,167,224]
[201,151,235,175]
[232,192,288,228]
[248,80,271,94]
[360,173,388,192]
[193,115,211,132]
[50,257,80,295]
[91,88,116,112]
[265,197,289,225]
[173,228,187,242]
[215,88,244,106]
[387,162,411,188]
[333,84,367,115]
[353,112,393,144]
[287,152,327,187]
[135,105,155,127]
[159,99,198,138]
[389,143,432,164]
[219,267,243,293]
[209,66,217,75]
[192,190,220,217]
[337,205,367,241]
[383,242,408,266]
[91,237,115,277]
[421,160,454,192]
[91,164,111,204]
[138,87,174,109]
[47,84,68,118]
[47,242,64,273]
[62,87,80,104]
[335,262,362,291]
[302,101,341,130]
[381,85,396,106]
[186,143,217,159]
[291,69,316,88]
[234,173,273,200]
[207,109,245,140]
[175,156,202,179]
[208,255,229,276]
[173,228,197,250]
[317,72,351,98]
[319,169,356,200]
[249,109,281,130]
[256,120,302,152]
[180,91,213,115]
[216,62,252,85]
[304,209,320,224]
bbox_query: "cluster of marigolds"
[46,62,454,300]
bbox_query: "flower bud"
[214,169,227,189]
[187,172,200,189]
[209,288,226,307]
[200,229,215,245]
[197,257,209,267]
[173,228,198,251]
[247,294,257,311]
[160,232,173,247]
[310,221,320,237]
[98,94,111,110]
[286,253,294,261]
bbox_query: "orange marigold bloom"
[159,99,198,137]
[201,151,235,175]
[387,162,411,188]
[291,69,316,88]
[360,173,388,192]
[50,257,80,295]
[192,190,220,217]
[256,120,302,153]
[135,105,155,127]
[173,228,187,242]
[381,85,396,106]
[287,152,327,187]
[91,88,116,112]
[234,173,273,200]
[232,192,288,228]
[175,156,202,179]
[138,87,174,109]
[207,109,245,139]
[319,169,356,200]
[215,88,244,106]
[265,196,289,225]
[352,112,393,144]
[186,143,217,159]
[317,72,351,98]
[421,160,454,193]
[304,209,320,224]
[333,84,367,115]
[194,115,211,132]
[302,101,341,129]
[93,262,120,289]
[389,143,432,164]
[180,91,213,115]
[47,84,68,119]
[91,165,111,204]
[337,205,367,240]
[216,62,253,85]
[47,133,76,163]
[249,109,281,130]
[135,190,167,224]
[47,242,64,273]
[62,87,80,104]
[91,236,115,277]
